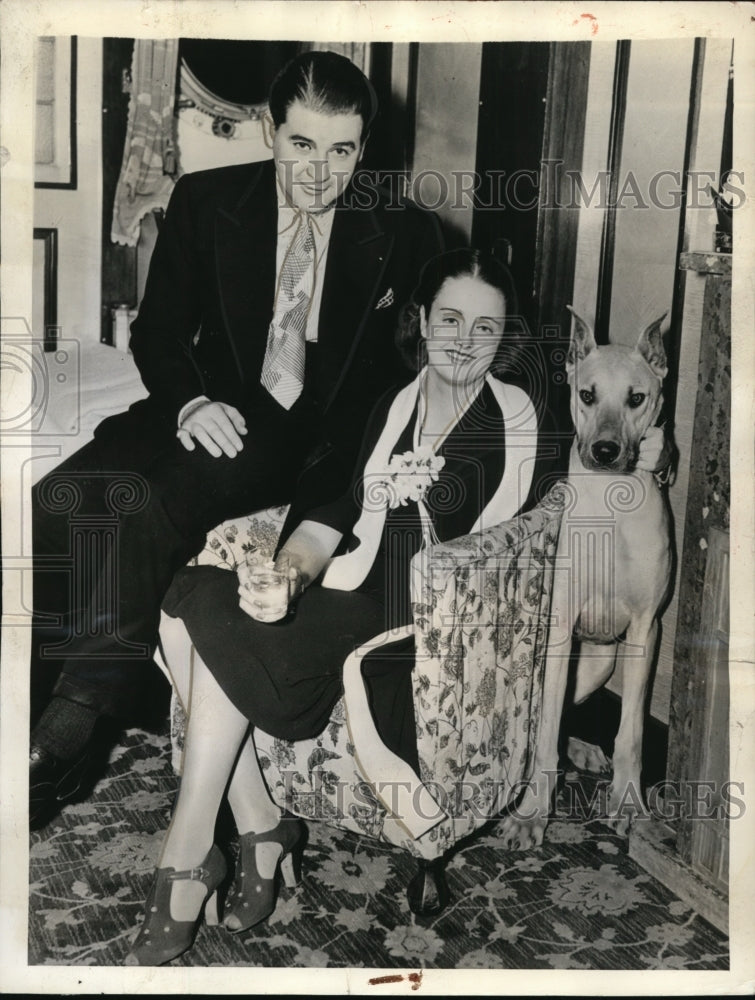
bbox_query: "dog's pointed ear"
[566,306,597,370]
[636,312,669,379]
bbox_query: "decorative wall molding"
[34,36,78,190]
[33,227,59,352]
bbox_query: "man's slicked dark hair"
[268,50,378,140]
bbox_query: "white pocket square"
[375,288,394,310]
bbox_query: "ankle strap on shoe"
[167,865,210,883]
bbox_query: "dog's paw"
[499,815,548,851]
[606,780,649,836]
[605,809,647,837]
[567,736,611,775]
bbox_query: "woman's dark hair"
[268,50,378,141]
[396,248,521,372]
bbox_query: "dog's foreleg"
[607,616,658,835]
[573,642,617,703]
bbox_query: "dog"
[501,307,673,847]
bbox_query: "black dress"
[162,382,515,773]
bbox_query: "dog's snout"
[591,440,620,465]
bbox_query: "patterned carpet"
[28,724,729,970]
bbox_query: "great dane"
[501,307,673,846]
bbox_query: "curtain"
[111,39,179,247]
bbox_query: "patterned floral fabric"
[198,505,289,568]
[410,485,567,848]
[164,486,567,861]
[111,39,179,246]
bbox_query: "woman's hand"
[236,520,343,623]
[636,425,675,485]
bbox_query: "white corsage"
[379,446,445,547]
[381,446,445,508]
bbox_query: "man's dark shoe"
[29,743,94,829]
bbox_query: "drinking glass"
[242,551,291,623]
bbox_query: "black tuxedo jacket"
[124,159,443,525]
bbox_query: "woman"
[125,249,663,965]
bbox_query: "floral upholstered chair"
[157,484,567,914]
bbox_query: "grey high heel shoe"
[124,844,227,966]
[223,816,305,933]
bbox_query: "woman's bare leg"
[157,651,285,919]
[157,650,247,919]
[227,738,282,837]
[159,613,282,839]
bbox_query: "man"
[30,50,443,825]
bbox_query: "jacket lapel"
[321,375,421,591]
[318,187,394,411]
[214,160,278,386]
[214,163,393,400]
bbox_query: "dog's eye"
[628,392,646,408]
[579,389,594,406]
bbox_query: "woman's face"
[421,275,507,386]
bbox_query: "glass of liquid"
[243,551,291,623]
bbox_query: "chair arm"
[194,505,289,570]
[408,483,568,834]
[410,483,568,620]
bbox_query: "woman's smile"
[444,346,476,364]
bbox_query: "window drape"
[111,39,179,247]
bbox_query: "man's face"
[272,99,365,213]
